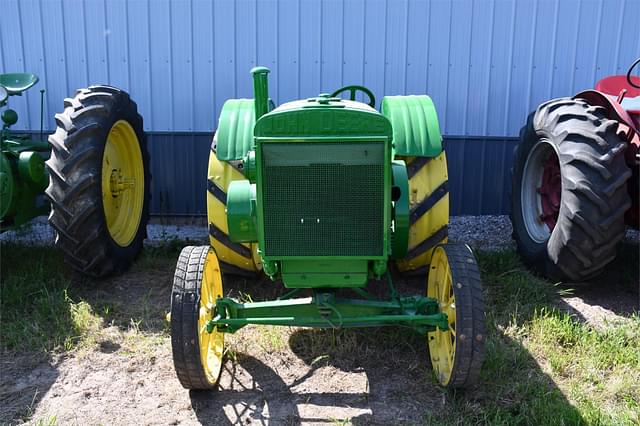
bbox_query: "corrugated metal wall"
[2,0,639,215]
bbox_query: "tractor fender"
[215,99,256,161]
[380,95,443,157]
[574,90,639,142]
[575,89,640,228]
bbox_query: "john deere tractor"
[1,73,150,277]
[170,67,485,390]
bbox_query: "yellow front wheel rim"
[427,246,456,386]
[198,249,225,383]
[101,120,144,247]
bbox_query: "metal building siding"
[2,0,639,216]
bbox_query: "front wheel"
[427,244,485,388]
[170,246,225,390]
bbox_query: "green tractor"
[0,73,150,277]
[170,67,485,389]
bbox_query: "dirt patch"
[2,257,446,425]
[2,242,637,425]
[556,242,639,328]
[0,352,59,423]
[12,334,438,425]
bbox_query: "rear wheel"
[396,152,449,274]
[207,137,262,276]
[46,86,150,277]
[427,244,485,388]
[511,97,631,281]
[171,246,225,390]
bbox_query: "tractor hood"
[254,96,392,139]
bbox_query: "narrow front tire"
[427,244,485,388]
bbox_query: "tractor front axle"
[205,291,449,334]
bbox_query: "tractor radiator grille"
[261,142,385,257]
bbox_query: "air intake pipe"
[251,66,270,120]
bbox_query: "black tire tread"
[511,97,631,281]
[170,246,220,390]
[45,85,150,278]
[432,244,485,389]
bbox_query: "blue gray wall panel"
[145,133,518,216]
[2,0,639,215]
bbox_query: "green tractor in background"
[0,73,150,277]
[169,67,486,390]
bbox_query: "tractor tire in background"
[207,137,262,276]
[46,86,150,278]
[511,97,631,282]
[395,152,449,274]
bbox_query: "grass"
[1,240,638,425]
[225,248,639,425]
[422,249,640,426]
[0,243,102,352]
[0,241,179,354]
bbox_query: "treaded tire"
[427,244,485,388]
[511,97,631,281]
[171,246,223,390]
[46,86,150,278]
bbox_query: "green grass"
[421,250,639,426]
[0,243,103,352]
[1,241,638,425]
[232,249,639,425]
[0,241,179,353]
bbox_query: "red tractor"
[511,58,640,281]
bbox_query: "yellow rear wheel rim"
[101,120,144,247]
[396,152,449,272]
[198,249,225,383]
[427,246,456,385]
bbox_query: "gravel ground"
[0,217,209,247]
[2,215,637,251]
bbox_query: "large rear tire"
[511,97,631,281]
[46,86,150,278]
[395,152,449,274]
[207,136,262,276]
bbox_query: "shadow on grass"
[189,354,302,426]
[0,240,183,423]
[189,328,434,425]
[555,241,639,322]
[188,251,590,425]
[2,239,636,424]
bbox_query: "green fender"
[215,99,256,161]
[380,95,443,157]
[391,160,409,258]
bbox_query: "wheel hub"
[101,120,145,247]
[198,251,224,383]
[108,169,135,197]
[520,140,562,243]
[427,247,456,386]
[538,154,561,230]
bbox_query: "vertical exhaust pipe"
[251,66,270,120]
